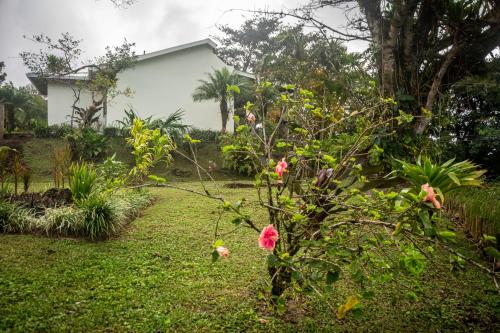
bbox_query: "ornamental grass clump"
[0,201,34,233]
[69,162,98,201]
[78,193,118,240]
[38,206,85,237]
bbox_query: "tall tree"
[213,15,282,73]
[255,0,500,134]
[439,57,500,176]
[192,67,250,132]
[0,83,31,132]
[0,61,6,84]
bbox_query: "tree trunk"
[414,44,461,134]
[268,265,292,297]
[0,104,4,139]
[220,97,228,132]
[5,104,15,132]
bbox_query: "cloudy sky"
[0,0,366,87]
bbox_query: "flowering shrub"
[182,82,485,315]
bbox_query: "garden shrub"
[185,128,219,145]
[219,130,259,176]
[65,128,108,161]
[127,118,175,182]
[181,82,486,313]
[97,154,128,190]
[103,127,122,137]
[34,124,74,138]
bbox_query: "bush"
[34,124,74,138]
[69,162,98,201]
[0,188,152,240]
[219,132,258,176]
[65,128,108,161]
[97,154,128,189]
[186,128,219,144]
[103,127,122,137]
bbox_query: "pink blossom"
[247,112,256,124]
[259,224,279,251]
[275,158,288,178]
[421,183,441,209]
[216,246,230,258]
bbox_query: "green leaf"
[213,239,224,248]
[211,250,219,262]
[392,222,403,236]
[326,270,340,285]
[484,247,500,260]
[448,172,461,185]
[267,254,279,267]
[437,231,456,243]
[418,209,435,237]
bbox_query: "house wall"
[47,81,93,126]
[108,44,233,131]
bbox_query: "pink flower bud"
[216,246,230,258]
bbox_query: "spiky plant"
[69,162,98,201]
[397,156,486,200]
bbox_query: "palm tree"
[150,109,191,139]
[192,67,249,132]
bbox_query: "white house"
[27,38,253,131]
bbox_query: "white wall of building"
[47,81,93,125]
[46,43,235,131]
[109,43,232,131]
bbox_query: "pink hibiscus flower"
[259,224,279,251]
[247,112,256,124]
[275,158,288,178]
[216,246,230,258]
[421,183,441,209]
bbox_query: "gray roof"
[27,38,254,95]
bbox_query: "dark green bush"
[65,128,108,161]
[34,124,74,138]
[188,128,219,143]
[103,127,122,137]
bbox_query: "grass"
[1,182,499,332]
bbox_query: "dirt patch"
[3,188,73,215]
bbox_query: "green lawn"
[1,182,499,332]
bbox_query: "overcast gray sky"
[0,0,367,87]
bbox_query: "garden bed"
[2,188,72,215]
[0,189,153,240]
